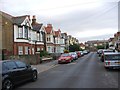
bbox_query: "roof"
[45,27,52,34]
[1,11,13,22]
[32,23,43,31]
[54,31,60,37]
[12,15,28,25]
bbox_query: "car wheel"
[105,67,109,70]
[3,79,13,90]
[31,71,37,82]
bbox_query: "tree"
[69,44,80,52]
[64,49,69,53]
[96,45,104,49]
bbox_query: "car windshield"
[61,54,70,57]
[105,55,120,60]
[70,52,76,55]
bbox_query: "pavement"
[31,60,58,74]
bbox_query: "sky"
[1,0,120,43]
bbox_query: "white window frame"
[18,46,23,55]
[18,27,23,38]
[24,26,28,39]
[37,48,40,52]
[32,48,35,55]
[25,46,28,55]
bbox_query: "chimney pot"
[33,15,36,19]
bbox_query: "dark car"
[1,60,38,90]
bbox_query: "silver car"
[104,52,120,69]
[69,52,78,60]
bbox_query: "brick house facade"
[1,12,45,58]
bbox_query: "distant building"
[79,43,85,50]
[85,40,108,51]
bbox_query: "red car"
[76,51,81,58]
[58,53,73,64]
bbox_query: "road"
[16,52,119,89]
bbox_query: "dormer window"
[18,27,23,38]
[24,26,28,39]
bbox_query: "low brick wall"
[7,55,41,65]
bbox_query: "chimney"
[32,15,36,24]
[47,24,52,27]
[58,29,61,32]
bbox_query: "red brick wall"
[13,42,44,55]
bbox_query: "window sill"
[17,38,29,40]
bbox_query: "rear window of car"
[105,55,120,60]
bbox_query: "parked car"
[100,49,114,62]
[97,49,103,55]
[83,50,89,55]
[104,52,120,69]
[69,52,78,60]
[58,53,73,64]
[76,51,81,58]
[79,51,84,56]
[1,60,38,90]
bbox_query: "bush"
[64,49,69,53]
[39,50,49,57]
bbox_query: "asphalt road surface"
[16,52,119,89]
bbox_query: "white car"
[104,52,120,69]
[69,52,78,60]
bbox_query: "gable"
[21,16,32,29]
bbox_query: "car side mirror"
[26,64,31,68]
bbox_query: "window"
[6,61,17,70]
[47,36,50,42]
[47,47,50,53]
[49,37,50,41]
[18,27,23,38]
[32,48,34,54]
[24,26,28,39]
[40,31,43,41]
[25,46,28,55]
[105,55,120,60]
[41,48,43,50]
[18,46,23,55]
[37,48,40,52]
[15,61,26,68]
[2,63,7,71]
[37,33,40,41]
[47,37,49,41]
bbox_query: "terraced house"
[44,25,65,53]
[1,12,45,59]
[44,24,55,53]
[1,11,80,60]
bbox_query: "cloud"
[1,0,119,42]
